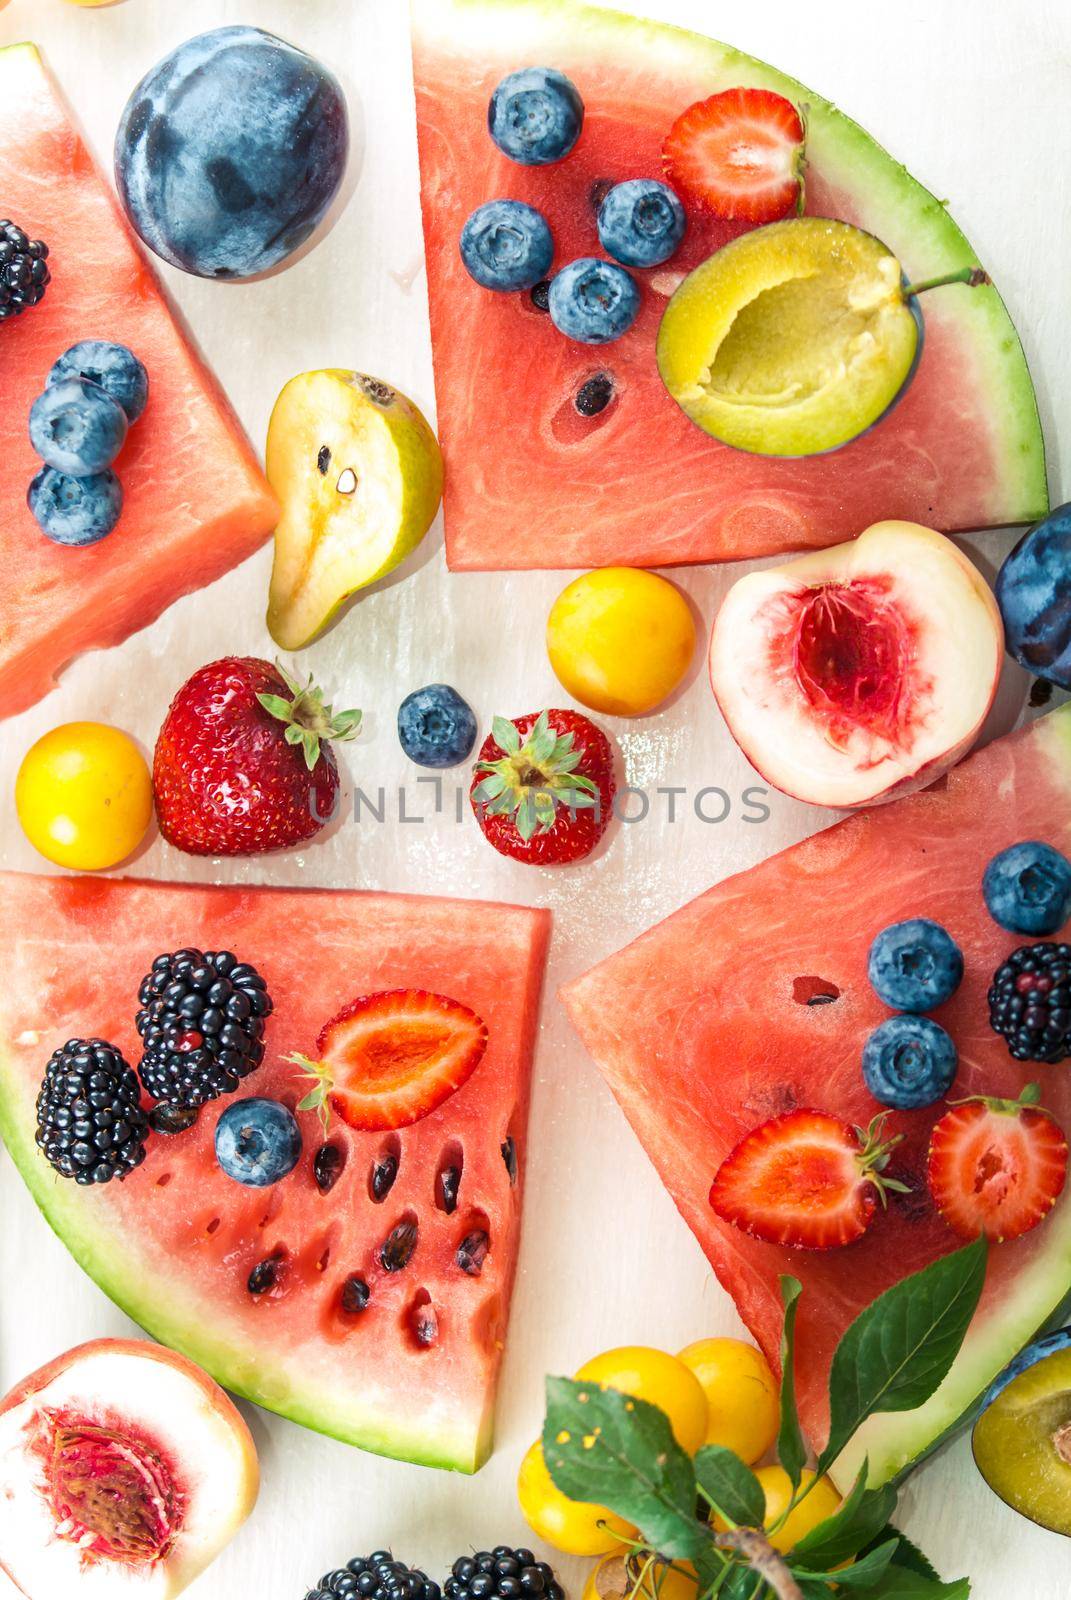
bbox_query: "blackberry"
[989,942,1071,1062]
[36,1039,149,1185]
[306,1553,442,1600]
[136,948,273,1108]
[0,220,50,322]
[446,1548,562,1600]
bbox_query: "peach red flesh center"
[45,1418,178,1566]
[792,580,910,732]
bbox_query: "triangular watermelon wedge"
[562,706,1071,1489]
[0,44,278,718]
[411,0,1047,571]
[0,873,550,1474]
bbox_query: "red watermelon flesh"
[0,873,550,1474]
[412,0,1047,571]
[0,44,278,718]
[562,706,1071,1489]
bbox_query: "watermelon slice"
[562,706,1071,1489]
[411,0,1047,571]
[0,873,550,1474]
[0,44,278,718]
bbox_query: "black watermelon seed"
[438,1163,461,1214]
[247,1256,280,1295]
[575,375,614,417]
[1030,678,1054,707]
[341,1274,371,1314]
[371,1153,398,1202]
[314,1142,343,1193]
[529,279,551,313]
[317,444,331,475]
[413,1300,438,1347]
[380,1220,418,1272]
[457,1229,489,1276]
[501,1136,518,1184]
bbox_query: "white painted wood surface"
[0,0,1069,1594]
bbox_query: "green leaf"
[492,716,521,755]
[542,1376,704,1561]
[820,1238,987,1471]
[808,1538,897,1589]
[694,1446,764,1528]
[257,691,294,722]
[844,1573,968,1599]
[777,1276,806,1489]
[791,1462,896,1569]
[879,1532,939,1581]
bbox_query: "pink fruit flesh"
[40,1414,180,1566]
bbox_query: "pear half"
[267,370,443,649]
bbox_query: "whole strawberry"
[153,658,361,856]
[470,709,616,866]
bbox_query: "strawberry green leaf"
[492,716,521,756]
[819,1238,987,1473]
[542,1375,705,1561]
[777,1276,806,1490]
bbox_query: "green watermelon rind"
[0,1048,482,1476]
[833,709,1071,1490]
[413,0,1048,528]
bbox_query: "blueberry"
[868,918,964,1012]
[49,341,149,424]
[460,200,553,292]
[29,378,128,476]
[398,684,478,768]
[548,258,640,344]
[597,179,687,268]
[214,1097,302,1187]
[983,841,1071,936]
[862,1015,958,1110]
[28,467,123,546]
[114,27,349,281]
[488,67,583,165]
[996,505,1071,688]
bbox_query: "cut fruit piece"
[708,520,1004,809]
[656,219,926,457]
[662,88,805,223]
[926,1087,1069,1244]
[0,1338,258,1599]
[0,873,550,1472]
[561,704,1071,1489]
[294,990,489,1131]
[972,1330,1071,1536]
[411,0,1047,571]
[0,44,278,718]
[266,370,443,650]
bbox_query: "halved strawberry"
[290,990,488,1131]
[709,1110,908,1249]
[927,1084,1068,1243]
[663,87,805,222]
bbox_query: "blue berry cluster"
[862,919,963,1110]
[459,66,687,345]
[27,340,148,547]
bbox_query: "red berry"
[663,87,805,222]
[709,1109,908,1250]
[469,709,616,866]
[152,657,361,857]
[927,1086,1068,1243]
[289,990,488,1132]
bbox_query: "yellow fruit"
[64,0,124,7]
[267,369,443,650]
[751,1466,841,1555]
[15,722,153,871]
[574,1347,708,1457]
[676,1338,780,1465]
[547,566,696,717]
[583,1553,697,1600]
[517,1440,635,1556]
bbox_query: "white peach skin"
[0,1340,258,1598]
[709,520,1004,809]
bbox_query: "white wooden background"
[0,0,1069,1595]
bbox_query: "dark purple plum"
[114,26,349,281]
[996,504,1071,689]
